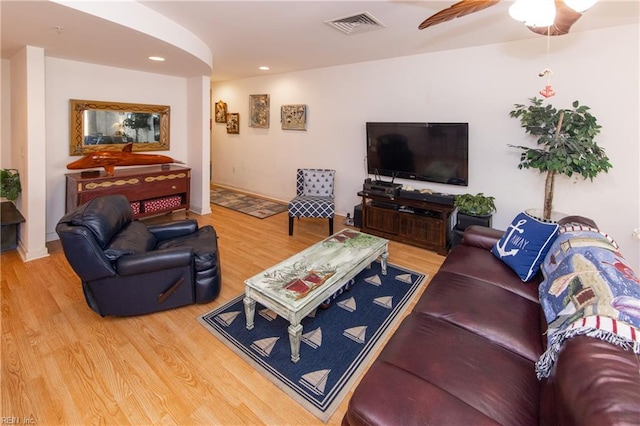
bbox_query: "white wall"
[1,60,11,168]
[211,24,640,271]
[44,58,190,240]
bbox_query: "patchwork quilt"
[536,224,640,379]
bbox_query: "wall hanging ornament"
[538,68,555,98]
[249,94,269,128]
[215,100,227,123]
[281,104,307,130]
[538,30,556,98]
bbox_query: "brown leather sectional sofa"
[343,224,640,425]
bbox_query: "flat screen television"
[366,122,469,186]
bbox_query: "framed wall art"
[214,100,227,123]
[249,94,269,128]
[281,104,307,131]
[226,113,239,134]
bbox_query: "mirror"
[69,99,170,156]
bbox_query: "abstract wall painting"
[281,104,307,131]
[249,94,269,128]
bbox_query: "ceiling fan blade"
[527,0,582,36]
[418,0,502,30]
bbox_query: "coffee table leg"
[288,322,303,363]
[381,248,389,276]
[244,296,256,330]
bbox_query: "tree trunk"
[543,171,555,220]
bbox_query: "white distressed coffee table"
[243,229,389,362]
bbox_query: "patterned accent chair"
[288,169,335,236]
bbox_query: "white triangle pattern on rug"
[395,273,413,284]
[343,326,367,344]
[302,327,323,349]
[364,274,382,286]
[251,336,279,357]
[337,297,356,312]
[299,369,331,396]
[373,296,393,309]
[259,308,278,321]
[215,311,240,326]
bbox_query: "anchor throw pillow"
[491,212,559,282]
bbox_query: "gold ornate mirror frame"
[69,99,170,156]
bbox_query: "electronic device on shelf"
[365,122,469,187]
[398,188,455,205]
[363,177,401,197]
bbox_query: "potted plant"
[0,169,24,252]
[454,192,496,230]
[509,97,612,221]
[0,168,21,202]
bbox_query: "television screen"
[366,122,468,186]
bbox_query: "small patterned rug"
[198,261,426,422]
[210,187,288,219]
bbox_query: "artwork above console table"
[65,165,190,219]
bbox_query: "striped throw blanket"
[536,224,640,379]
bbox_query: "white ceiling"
[1,1,638,82]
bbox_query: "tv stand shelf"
[358,191,455,255]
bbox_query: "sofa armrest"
[147,219,198,242]
[116,248,193,275]
[461,225,504,251]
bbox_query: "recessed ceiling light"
[148,56,165,62]
[259,66,270,71]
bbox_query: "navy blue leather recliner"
[56,195,221,316]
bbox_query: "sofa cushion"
[104,221,157,261]
[441,244,540,302]
[68,195,133,248]
[413,271,544,361]
[491,211,558,282]
[347,314,540,426]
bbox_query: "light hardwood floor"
[1,203,445,425]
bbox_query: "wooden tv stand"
[65,165,190,219]
[358,191,455,256]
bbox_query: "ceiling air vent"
[325,12,385,35]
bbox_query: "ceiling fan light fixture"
[509,0,556,27]
[563,0,598,13]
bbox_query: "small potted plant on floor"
[509,97,612,221]
[0,168,24,252]
[454,192,496,230]
[0,168,21,202]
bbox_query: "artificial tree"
[509,97,612,221]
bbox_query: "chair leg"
[289,216,294,236]
[329,218,334,235]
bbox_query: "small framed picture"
[249,94,269,128]
[214,100,227,123]
[281,104,307,131]
[226,113,239,134]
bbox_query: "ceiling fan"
[418,0,597,36]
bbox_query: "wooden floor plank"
[1,201,445,425]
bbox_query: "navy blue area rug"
[198,261,426,422]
